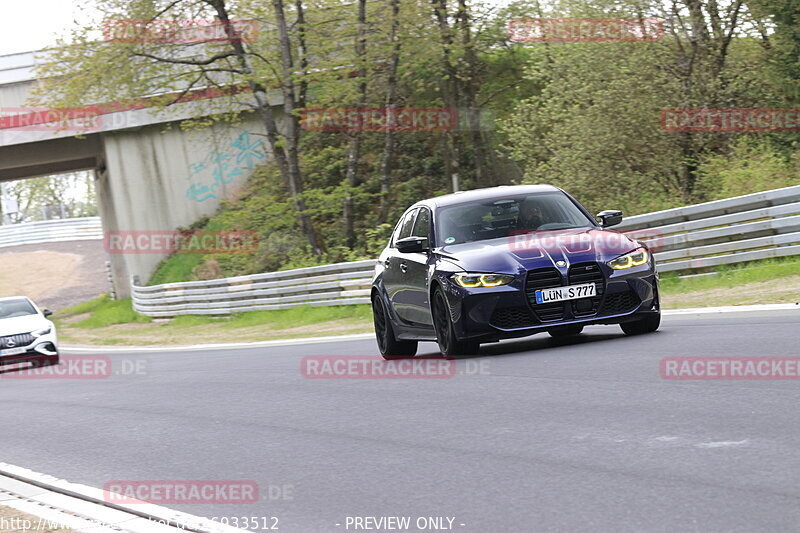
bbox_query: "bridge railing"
[0,217,103,248]
[132,186,800,317]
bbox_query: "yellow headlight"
[453,274,483,288]
[609,248,649,270]
[452,273,515,288]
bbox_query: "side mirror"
[596,210,623,228]
[396,236,428,254]
[43,309,53,318]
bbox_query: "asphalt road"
[1,309,799,532]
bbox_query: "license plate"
[0,347,26,357]
[535,283,596,304]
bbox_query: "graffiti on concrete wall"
[185,130,266,202]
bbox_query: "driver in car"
[518,199,544,231]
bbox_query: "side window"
[393,208,417,246]
[411,208,431,245]
[389,221,403,248]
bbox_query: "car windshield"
[436,192,594,246]
[0,299,37,319]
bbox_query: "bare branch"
[132,50,238,66]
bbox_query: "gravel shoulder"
[661,275,800,309]
[0,240,108,311]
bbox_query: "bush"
[696,139,800,200]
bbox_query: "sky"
[0,0,515,56]
[0,0,86,56]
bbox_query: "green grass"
[60,296,372,332]
[59,294,114,315]
[660,257,800,294]
[148,254,204,286]
[167,314,229,327]
[163,304,373,330]
[147,219,230,286]
[221,305,372,329]
[58,295,153,328]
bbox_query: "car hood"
[0,315,49,336]
[436,228,641,274]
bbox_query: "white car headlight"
[32,327,52,338]
[452,273,515,288]
[608,247,650,270]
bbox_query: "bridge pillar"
[97,117,270,297]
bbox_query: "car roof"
[414,184,563,210]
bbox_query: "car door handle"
[400,262,408,273]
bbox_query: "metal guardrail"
[0,217,103,248]
[617,185,800,272]
[132,260,374,317]
[132,186,800,317]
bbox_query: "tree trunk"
[432,0,461,192]
[455,0,492,186]
[209,0,323,256]
[272,0,324,256]
[295,0,309,110]
[343,0,368,249]
[378,0,401,225]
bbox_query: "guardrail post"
[105,261,117,301]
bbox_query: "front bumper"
[0,332,59,366]
[441,262,658,342]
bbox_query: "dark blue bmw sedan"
[371,185,660,358]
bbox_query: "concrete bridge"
[0,50,283,297]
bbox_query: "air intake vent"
[600,289,640,315]
[490,307,536,329]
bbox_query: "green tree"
[502,0,781,213]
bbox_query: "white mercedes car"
[0,297,59,368]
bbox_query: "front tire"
[372,294,417,359]
[432,288,479,358]
[620,285,661,335]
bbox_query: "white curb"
[662,302,799,315]
[0,463,247,533]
